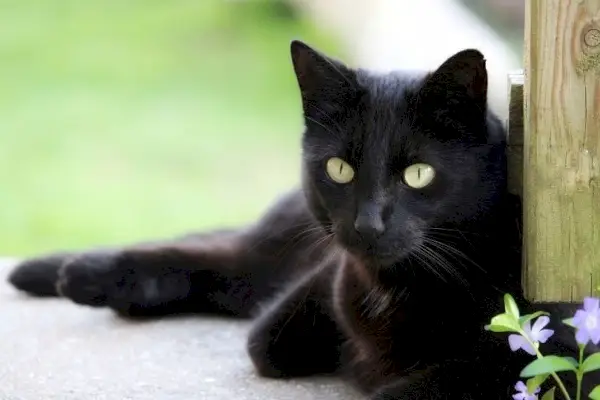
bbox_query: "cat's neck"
[340,217,519,301]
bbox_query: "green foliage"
[563,318,576,328]
[520,356,577,378]
[505,292,520,319]
[485,294,523,333]
[582,353,600,374]
[527,374,549,393]
[485,293,599,400]
[520,311,550,326]
[486,313,520,332]
[590,385,600,400]
[541,387,556,400]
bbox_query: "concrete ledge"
[0,259,361,399]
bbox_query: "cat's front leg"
[54,240,240,316]
[8,190,326,318]
[370,373,463,400]
[246,261,343,379]
[369,358,518,400]
[39,231,263,317]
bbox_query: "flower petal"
[584,297,600,313]
[536,328,554,343]
[573,309,587,327]
[576,328,591,345]
[522,320,532,335]
[590,326,600,345]
[509,335,536,354]
[509,335,526,352]
[512,394,526,400]
[532,316,550,334]
[515,381,527,392]
[523,343,536,355]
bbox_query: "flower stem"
[576,345,585,400]
[535,350,572,400]
[519,329,572,400]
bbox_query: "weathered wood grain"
[523,0,600,302]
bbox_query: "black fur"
[8,40,598,399]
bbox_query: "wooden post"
[522,0,600,302]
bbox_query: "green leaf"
[590,385,600,400]
[519,311,550,326]
[485,324,517,333]
[582,353,600,373]
[526,374,549,393]
[520,312,550,325]
[563,356,579,368]
[520,356,578,377]
[487,313,520,333]
[562,318,576,328]
[504,293,520,319]
[541,387,555,400]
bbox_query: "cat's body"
[8,41,597,399]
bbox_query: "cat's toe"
[56,252,118,307]
[57,250,191,313]
[8,252,73,297]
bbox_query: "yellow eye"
[326,157,355,184]
[403,163,435,189]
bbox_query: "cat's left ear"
[417,49,488,118]
[290,40,357,114]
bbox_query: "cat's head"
[291,40,507,267]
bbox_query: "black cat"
[7,40,595,399]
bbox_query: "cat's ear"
[290,40,357,113]
[417,49,488,126]
[422,49,488,106]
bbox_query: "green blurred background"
[1,0,343,255]
[1,0,522,256]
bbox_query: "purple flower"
[508,316,554,355]
[573,297,600,345]
[513,381,540,400]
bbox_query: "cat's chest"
[331,257,411,349]
[331,256,424,388]
[331,256,479,364]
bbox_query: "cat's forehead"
[356,69,426,102]
[359,71,425,124]
[350,71,429,154]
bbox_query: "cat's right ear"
[290,40,357,111]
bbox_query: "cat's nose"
[354,213,385,238]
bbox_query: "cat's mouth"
[332,226,412,267]
[343,246,406,268]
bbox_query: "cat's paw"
[8,252,75,296]
[55,251,119,307]
[56,250,191,313]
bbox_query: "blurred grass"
[0,0,343,256]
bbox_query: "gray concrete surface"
[0,259,362,400]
